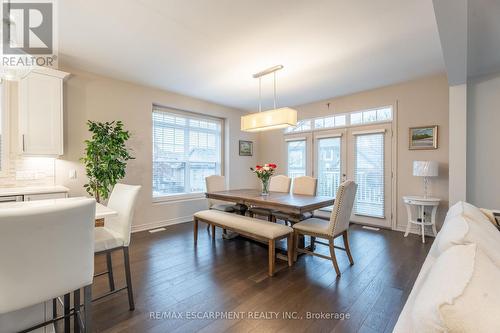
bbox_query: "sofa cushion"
[433,213,500,266]
[412,244,500,332]
[446,201,490,225]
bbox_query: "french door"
[313,124,392,228]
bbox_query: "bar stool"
[0,199,96,333]
[93,183,141,310]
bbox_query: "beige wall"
[258,74,450,230]
[467,72,500,209]
[55,67,259,231]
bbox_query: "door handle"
[22,134,25,152]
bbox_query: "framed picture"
[409,126,438,150]
[239,140,253,156]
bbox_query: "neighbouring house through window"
[152,105,223,200]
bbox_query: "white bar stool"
[0,199,96,333]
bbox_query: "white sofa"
[393,201,500,333]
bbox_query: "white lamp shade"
[241,107,297,132]
[413,160,439,177]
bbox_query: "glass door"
[314,130,346,198]
[347,124,392,228]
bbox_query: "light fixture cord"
[259,77,262,112]
[273,71,277,109]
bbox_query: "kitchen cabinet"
[18,68,70,156]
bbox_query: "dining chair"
[273,176,318,224]
[0,199,96,333]
[205,175,241,232]
[293,180,357,276]
[248,175,291,221]
[93,183,141,311]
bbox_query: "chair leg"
[343,230,354,265]
[293,231,299,262]
[329,239,341,276]
[52,298,57,320]
[248,211,254,218]
[193,218,198,245]
[106,252,115,291]
[64,293,70,333]
[268,239,276,277]
[123,247,135,311]
[83,285,92,333]
[211,224,216,240]
[267,214,273,222]
[271,215,277,223]
[74,289,81,333]
[310,236,316,249]
[287,234,293,267]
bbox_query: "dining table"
[205,189,335,250]
[0,196,117,227]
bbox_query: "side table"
[403,196,440,243]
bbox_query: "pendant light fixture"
[241,65,297,132]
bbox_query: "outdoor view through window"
[152,106,222,198]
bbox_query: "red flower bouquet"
[250,163,277,195]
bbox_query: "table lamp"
[413,161,438,198]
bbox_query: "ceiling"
[468,0,500,78]
[59,0,445,110]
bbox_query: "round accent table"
[403,196,440,243]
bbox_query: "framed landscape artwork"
[239,140,253,156]
[409,126,438,150]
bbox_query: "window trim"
[152,105,224,203]
[0,82,10,176]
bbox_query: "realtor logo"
[3,2,53,54]
[1,0,57,68]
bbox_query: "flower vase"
[261,178,270,196]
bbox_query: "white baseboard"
[131,215,192,233]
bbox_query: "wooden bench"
[193,210,294,276]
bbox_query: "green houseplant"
[81,120,134,202]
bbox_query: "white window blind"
[354,133,384,217]
[152,107,222,198]
[317,137,341,197]
[287,140,306,178]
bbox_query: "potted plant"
[250,163,277,196]
[81,120,134,202]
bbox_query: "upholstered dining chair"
[248,175,291,221]
[0,199,96,333]
[273,176,318,224]
[293,180,357,276]
[94,183,141,311]
[205,175,240,232]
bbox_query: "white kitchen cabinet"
[23,192,68,201]
[18,68,70,156]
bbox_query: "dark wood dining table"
[205,189,335,255]
[205,189,335,223]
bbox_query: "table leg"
[420,206,425,243]
[431,205,438,236]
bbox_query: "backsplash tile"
[0,157,55,187]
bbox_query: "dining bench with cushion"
[193,210,294,276]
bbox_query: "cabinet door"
[24,192,68,201]
[19,72,63,155]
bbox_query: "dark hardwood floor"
[90,222,432,333]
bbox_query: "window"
[354,133,384,218]
[152,106,222,199]
[287,140,306,178]
[284,106,392,134]
[284,119,312,133]
[317,137,341,197]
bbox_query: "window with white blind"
[287,140,306,178]
[354,133,384,218]
[152,106,222,199]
